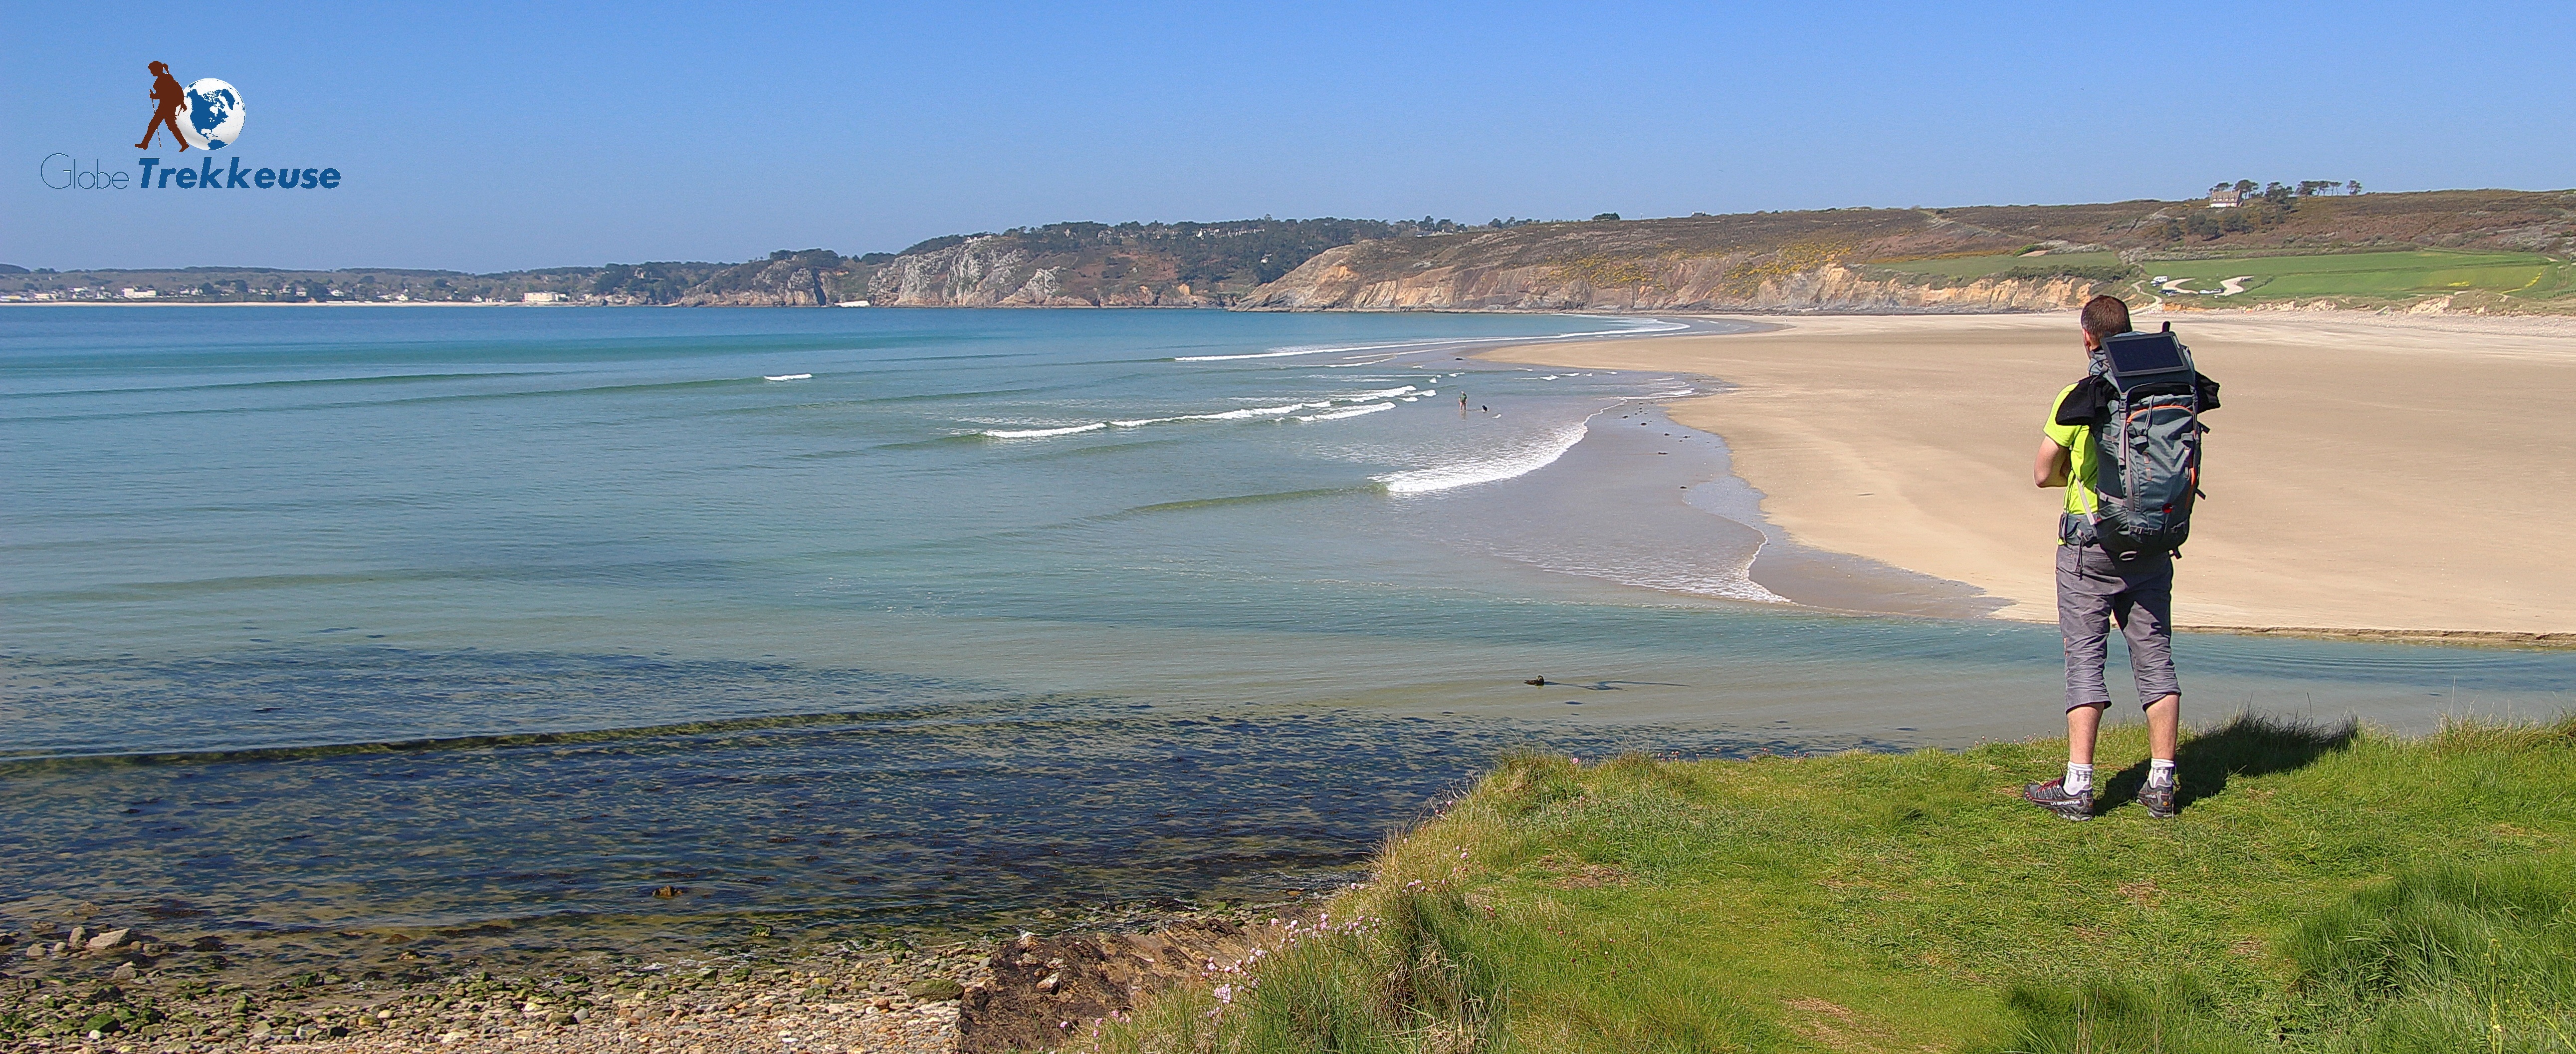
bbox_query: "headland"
[14,187,2574,313]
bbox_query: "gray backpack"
[2055,324,2219,558]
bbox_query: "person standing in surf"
[138,61,191,151]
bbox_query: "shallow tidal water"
[3,307,2568,950]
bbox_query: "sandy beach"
[1495,310,2576,635]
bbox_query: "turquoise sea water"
[2,307,2567,946]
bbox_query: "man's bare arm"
[2035,436,2071,488]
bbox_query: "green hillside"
[2142,249,2576,305]
[1089,716,2576,1054]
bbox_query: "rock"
[49,942,67,957]
[88,927,132,951]
[906,978,965,1002]
[652,885,684,898]
[67,926,89,947]
[111,962,138,981]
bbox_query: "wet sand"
[1492,311,2576,635]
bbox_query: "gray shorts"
[2057,542,2179,711]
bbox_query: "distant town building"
[120,288,159,298]
[522,291,563,303]
[2207,190,2242,209]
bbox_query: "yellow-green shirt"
[2044,383,2097,518]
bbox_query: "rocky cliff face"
[1242,222,2112,315]
[864,236,1218,307]
[675,251,846,306]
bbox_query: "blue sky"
[7,1,2571,273]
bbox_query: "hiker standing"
[2023,295,2217,821]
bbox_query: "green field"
[1092,716,2576,1054]
[2145,249,2576,303]
[1872,251,2127,279]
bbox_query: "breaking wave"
[1373,421,1592,494]
[1294,403,1394,423]
[977,392,1420,439]
[982,422,1111,439]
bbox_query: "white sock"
[2147,759,2176,789]
[2063,763,2094,794]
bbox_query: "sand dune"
[1495,311,2576,634]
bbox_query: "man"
[138,61,191,152]
[2024,295,2180,821]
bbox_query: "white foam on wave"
[982,422,1110,439]
[1195,402,1326,420]
[979,400,1335,439]
[1294,403,1396,423]
[1485,546,1792,604]
[1374,421,1591,494]
[1170,317,1690,362]
[762,373,813,382]
[1336,385,1419,400]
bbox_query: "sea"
[3,307,2568,956]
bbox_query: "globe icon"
[177,78,246,150]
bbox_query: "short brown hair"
[2081,295,2133,338]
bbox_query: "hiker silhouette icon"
[138,61,189,151]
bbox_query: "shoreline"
[0,895,1323,1052]
[1482,309,2576,638]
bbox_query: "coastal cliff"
[1232,188,2576,313]
[855,218,1420,307]
[18,189,2571,311]
[673,250,844,306]
[1241,239,2106,312]
[864,236,1214,307]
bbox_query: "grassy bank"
[1086,715,2576,1054]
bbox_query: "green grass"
[2146,249,2576,303]
[1872,251,2127,279]
[1085,715,2576,1054]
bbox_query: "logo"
[38,61,339,192]
[139,60,246,151]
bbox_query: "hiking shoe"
[2141,779,2178,818]
[2022,777,2094,821]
